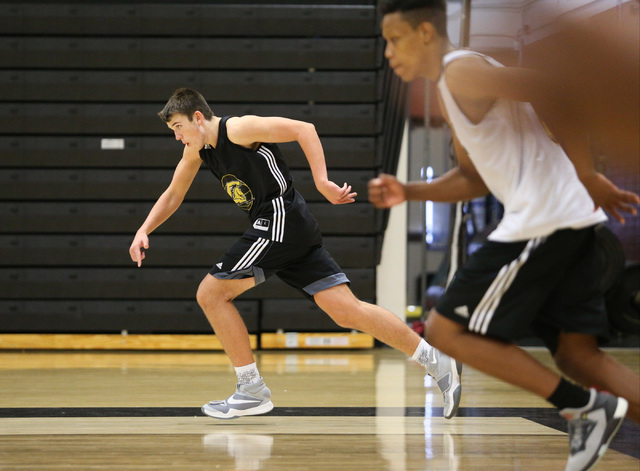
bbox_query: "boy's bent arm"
[369,167,488,209]
[406,133,488,203]
[369,129,488,209]
[227,115,356,204]
[406,166,488,203]
[129,149,201,266]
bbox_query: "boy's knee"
[196,277,230,308]
[314,286,362,329]
[196,284,214,309]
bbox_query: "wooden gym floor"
[0,347,638,470]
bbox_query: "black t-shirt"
[199,116,322,245]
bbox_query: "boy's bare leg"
[425,310,561,397]
[197,274,275,419]
[313,283,421,355]
[424,311,630,470]
[196,274,257,367]
[314,283,462,419]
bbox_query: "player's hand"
[129,231,149,267]
[368,174,406,208]
[317,180,357,205]
[581,171,639,224]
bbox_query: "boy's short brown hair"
[158,88,214,122]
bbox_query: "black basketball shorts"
[210,232,349,298]
[435,224,609,351]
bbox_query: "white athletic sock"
[411,338,432,368]
[235,362,260,385]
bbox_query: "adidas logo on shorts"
[454,305,470,318]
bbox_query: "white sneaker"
[426,348,462,419]
[202,378,274,419]
[561,389,628,471]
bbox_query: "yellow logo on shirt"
[222,174,254,211]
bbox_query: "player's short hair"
[379,0,447,37]
[158,88,214,122]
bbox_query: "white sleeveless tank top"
[437,50,605,242]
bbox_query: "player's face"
[167,113,205,149]
[382,12,428,82]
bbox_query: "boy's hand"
[581,172,639,224]
[129,232,149,267]
[368,174,406,208]
[317,180,357,205]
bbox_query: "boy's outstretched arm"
[129,149,201,267]
[227,115,357,205]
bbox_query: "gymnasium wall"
[0,1,408,337]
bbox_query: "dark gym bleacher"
[0,1,408,343]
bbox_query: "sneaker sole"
[582,397,629,471]
[201,401,274,420]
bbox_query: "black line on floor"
[0,406,546,418]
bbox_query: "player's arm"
[129,147,202,267]
[226,115,356,205]
[444,56,545,102]
[368,166,489,209]
[369,135,488,208]
[369,87,489,210]
[413,134,489,202]
[445,57,639,222]
[535,98,639,223]
[451,60,600,185]
[545,114,640,223]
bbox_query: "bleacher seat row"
[0,1,408,339]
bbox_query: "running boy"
[129,88,462,420]
[369,1,639,470]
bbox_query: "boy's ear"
[419,21,436,44]
[193,111,203,124]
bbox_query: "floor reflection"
[203,433,274,471]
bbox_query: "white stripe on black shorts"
[210,232,349,297]
[435,225,609,349]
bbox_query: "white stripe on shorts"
[232,237,269,271]
[469,236,546,335]
[271,196,285,242]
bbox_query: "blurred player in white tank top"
[371,2,639,470]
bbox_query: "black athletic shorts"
[210,231,349,298]
[435,224,609,351]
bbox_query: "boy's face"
[167,113,205,149]
[382,12,429,82]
